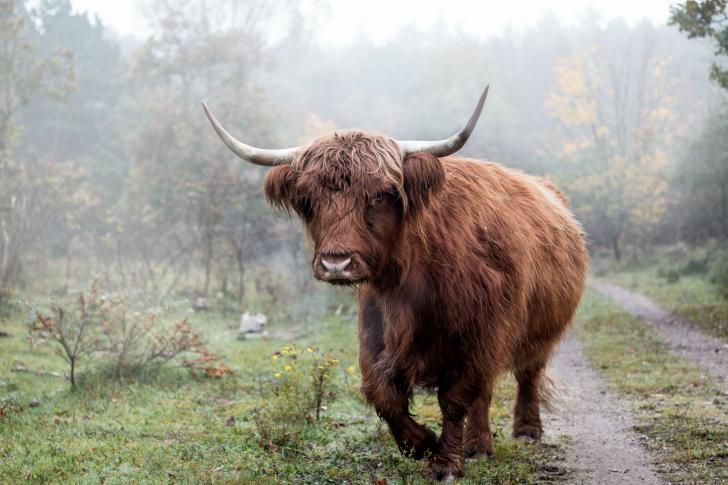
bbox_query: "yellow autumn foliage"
[547,47,675,251]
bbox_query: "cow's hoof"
[401,426,438,460]
[464,442,494,460]
[429,459,463,482]
[464,448,493,461]
[512,424,542,441]
[430,468,460,482]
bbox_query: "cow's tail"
[539,370,570,414]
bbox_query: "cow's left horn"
[202,102,300,166]
[397,85,489,157]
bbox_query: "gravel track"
[545,333,662,484]
[590,278,728,390]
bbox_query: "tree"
[0,0,77,289]
[546,21,675,260]
[0,0,73,156]
[670,1,728,90]
[674,106,728,240]
[20,0,121,164]
[116,0,298,297]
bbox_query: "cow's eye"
[368,191,392,208]
[366,191,395,225]
[365,191,402,234]
[295,197,314,220]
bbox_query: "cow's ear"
[264,165,297,212]
[402,152,445,215]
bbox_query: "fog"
[1,0,726,314]
[70,0,672,43]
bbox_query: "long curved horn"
[398,85,489,157]
[202,102,300,166]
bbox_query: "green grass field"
[1,268,726,483]
[0,293,569,484]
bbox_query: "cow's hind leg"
[463,382,494,459]
[512,358,547,440]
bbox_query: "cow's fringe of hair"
[291,130,408,209]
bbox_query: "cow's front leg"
[430,376,477,481]
[360,366,437,458]
[358,296,437,458]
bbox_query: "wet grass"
[574,290,728,484]
[0,296,569,484]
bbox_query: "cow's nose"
[320,255,352,278]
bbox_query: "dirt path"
[545,334,662,484]
[590,279,728,389]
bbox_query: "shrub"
[709,251,728,299]
[683,257,709,275]
[30,282,232,388]
[660,267,683,284]
[180,345,234,378]
[95,296,215,380]
[0,287,19,321]
[0,392,21,419]
[657,255,709,283]
[254,345,339,450]
[29,283,103,388]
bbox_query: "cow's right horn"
[202,102,300,166]
[397,85,489,158]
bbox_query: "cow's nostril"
[321,257,352,274]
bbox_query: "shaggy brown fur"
[263,131,588,481]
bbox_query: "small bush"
[0,392,21,419]
[30,283,103,388]
[709,252,728,299]
[660,267,682,283]
[0,287,19,320]
[30,282,232,388]
[683,257,709,275]
[657,255,709,284]
[181,346,234,378]
[96,297,208,380]
[254,345,339,450]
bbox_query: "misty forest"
[1,0,727,483]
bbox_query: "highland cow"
[203,86,588,481]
